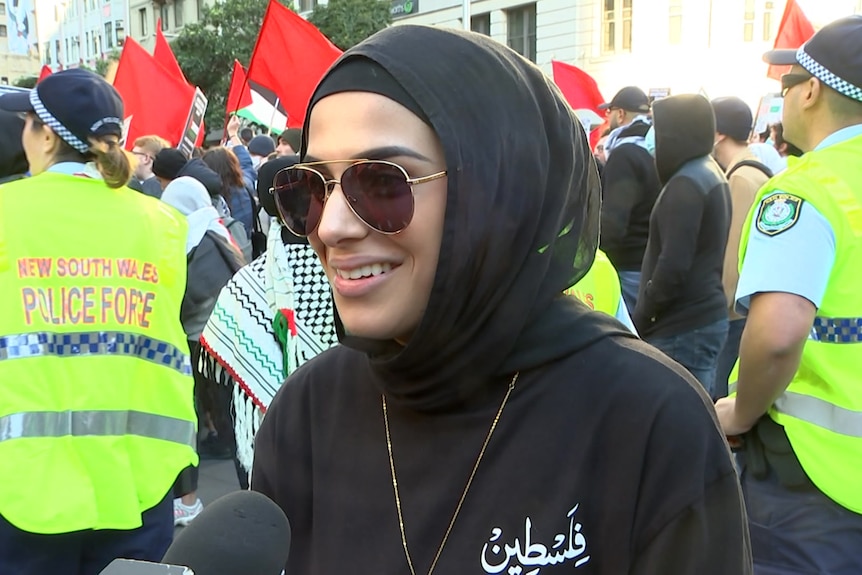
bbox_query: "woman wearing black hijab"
[253,26,751,574]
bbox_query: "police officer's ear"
[796,76,824,113]
[26,113,65,158]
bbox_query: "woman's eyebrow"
[303,146,432,164]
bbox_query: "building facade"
[1,0,41,84]
[390,0,862,112]
[33,0,127,72]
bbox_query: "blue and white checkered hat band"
[797,46,862,103]
[29,89,90,153]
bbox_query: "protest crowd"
[0,1,861,574]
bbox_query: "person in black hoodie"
[634,94,732,396]
[252,26,750,574]
[598,87,662,312]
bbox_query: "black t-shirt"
[252,335,752,574]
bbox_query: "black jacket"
[634,95,731,339]
[599,120,662,271]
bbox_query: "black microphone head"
[162,490,290,575]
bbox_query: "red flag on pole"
[37,65,52,82]
[154,21,187,83]
[766,0,815,81]
[246,0,341,129]
[551,60,606,147]
[113,37,196,149]
[226,60,254,120]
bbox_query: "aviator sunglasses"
[272,159,447,237]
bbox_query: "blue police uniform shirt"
[735,124,862,313]
[616,299,638,335]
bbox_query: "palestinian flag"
[226,60,287,134]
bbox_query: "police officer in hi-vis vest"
[715,16,862,574]
[0,69,198,574]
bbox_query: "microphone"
[99,560,193,574]
[98,491,290,575]
[163,490,291,575]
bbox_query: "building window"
[471,13,491,35]
[668,0,682,44]
[196,0,202,20]
[93,32,99,56]
[603,0,633,53]
[1,77,9,85]
[0,3,5,13]
[139,8,148,36]
[0,25,6,37]
[55,39,60,60]
[298,0,316,11]
[763,0,774,41]
[743,0,755,42]
[105,22,113,48]
[507,4,537,62]
[160,4,169,29]
[45,43,52,63]
[174,0,184,28]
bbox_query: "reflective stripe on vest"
[0,331,191,375]
[809,316,862,343]
[726,383,862,438]
[0,410,196,448]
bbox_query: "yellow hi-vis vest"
[0,172,198,534]
[564,249,623,317]
[730,133,862,513]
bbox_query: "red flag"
[112,37,195,149]
[154,21,187,83]
[551,60,606,147]
[246,0,341,128]
[226,60,254,121]
[38,65,52,82]
[767,0,815,81]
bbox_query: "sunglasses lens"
[272,167,325,236]
[342,162,414,233]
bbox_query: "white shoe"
[174,497,203,526]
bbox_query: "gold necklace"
[382,372,519,575]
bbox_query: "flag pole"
[462,0,470,30]
[268,97,281,135]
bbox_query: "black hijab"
[302,26,623,411]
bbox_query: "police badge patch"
[756,193,803,236]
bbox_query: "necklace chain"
[383,372,520,575]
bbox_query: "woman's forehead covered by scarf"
[302,25,601,408]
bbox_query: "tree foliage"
[172,0,286,130]
[309,0,391,51]
[95,49,121,77]
[13,75,37,88]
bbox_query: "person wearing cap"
[716,16,862,573]
[276,128,302,157]
[0,69,198,573]
[710,96,774,398]
[597,86,662,312]
[247,134,276,169]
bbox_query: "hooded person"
[251,26,750,575]
[197,154,337,490]
[153,149,232,219]
[0,108,28,184]
[160,176,246,526]
[634,94,732,396]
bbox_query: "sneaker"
[174,498,203,527]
